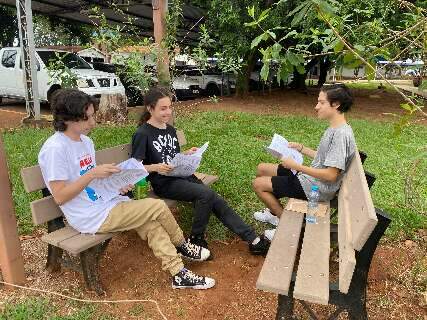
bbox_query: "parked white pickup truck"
[0,47,125,104]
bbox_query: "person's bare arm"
[281,158,340,182]
[49,164,120,205]
[289,142,317,159]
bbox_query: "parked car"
[0,47,125,104]
[176,65,235,96]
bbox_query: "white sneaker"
[264,229,276,241]
[253,208,279,226]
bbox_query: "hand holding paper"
[266,134,303,173]
[90,158,149,201]
[164,142,209,177]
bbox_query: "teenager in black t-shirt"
[131,86,270,256]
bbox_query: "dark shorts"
[271,164,307,200]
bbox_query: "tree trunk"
[289,57,319,91]
[97,94,128,124]
[318,56,332,87]
[236,50,258,96]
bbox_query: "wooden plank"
[21,165,45,193]
[57,232,114,256]
[339,152,377,251]
[256,210,305,295]
[95,143,131,165]
[176,130,186,146]
[146,190,178,208]
[30,196,63,225]
[338,196,356,294]
[294,208,330,305]
[41,226,80,247]
[194,172,219,186]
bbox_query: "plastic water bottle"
[306,185,320,224]
[135,177,148,199]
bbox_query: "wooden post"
[152,0,171,85]
[0,135,26,287]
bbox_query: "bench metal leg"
[80,239,111,295]
[277,282,297,320]
[46,217,65,272]
[80,246,104,295]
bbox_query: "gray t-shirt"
[297,123,356,201]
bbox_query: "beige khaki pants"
[98,198,185,276]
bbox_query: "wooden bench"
[20,130,217,294]
[256,151,391,319]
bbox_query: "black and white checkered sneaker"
[172,268,215,290]
[177,239,211,261]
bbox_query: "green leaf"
[258,8,272,23]
[267,30,276,40]
[354,44,365,53]
[244,21,258,27]
[343,53,355,64]
[272,43,283,59]
[248,6,255,18]
[260,63,270,81]
[251,32,268,49]
[296,64,305,74]
[279,30,298,42]
[334,40,344,53]
[291,4,311,27]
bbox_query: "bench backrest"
[337,151,377,293]
[21,130,187,226]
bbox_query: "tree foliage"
[0,5,17,47]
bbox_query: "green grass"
[0,298,112,320]
[344,81,394,91]
[2,111,426,239]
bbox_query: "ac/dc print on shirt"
[78,153,99,201]
[153,133,179,163]
[131,123,181,189]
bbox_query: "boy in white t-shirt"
[38,89,215,290]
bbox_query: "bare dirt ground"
[1,229,426,319]
[1,88,426,129]
[1,89,426,319]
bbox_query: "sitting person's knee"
[256,163,266,177]
[252,177,263,191]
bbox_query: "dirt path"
[171,88,426,125]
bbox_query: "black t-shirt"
[131,122,181,189]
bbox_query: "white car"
[0,47,125,104]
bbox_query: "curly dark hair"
[50,89,98,131]
[320,84,353,113]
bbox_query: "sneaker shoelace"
[183,269,204,283]
[183,241,201,257]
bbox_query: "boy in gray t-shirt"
[252,84,356,240]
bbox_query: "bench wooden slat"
[41,226,80,246]
[339,152,377,251]
[194,172,219,185]
[21,165,45,193]
[293,209,331,305]
[31,196,63,225]
[56,232,114,256]
[146,190,178,208]
[256,210,305,295]
[338,197,356,294]
[95,143,131,165]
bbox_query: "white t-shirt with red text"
[38,132,129,233]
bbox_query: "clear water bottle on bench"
[306,185,320,224]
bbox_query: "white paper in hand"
[193,142,209,157]
[265,134,303,173]
[90,158,148,201]
[166,153,201,177]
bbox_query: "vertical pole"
[152,0,171,86]
[0,135,26,287]
[16,0,40,120]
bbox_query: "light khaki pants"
[98,198,185,276]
